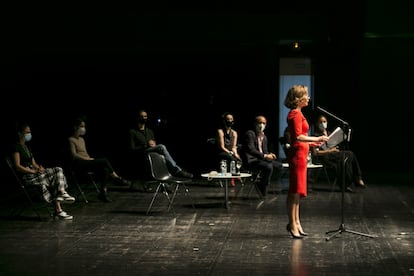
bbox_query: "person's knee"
[157,144,167,152]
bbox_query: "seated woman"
[12,121,75,220]
[311,115,365,192]
[216,112,241,186]
[68,116,130,202]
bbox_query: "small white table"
[201,172,252,209]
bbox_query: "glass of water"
[236,160,242,174]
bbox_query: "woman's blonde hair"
[283,85,308,109]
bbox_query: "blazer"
[243,129,269,164]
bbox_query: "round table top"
[201,172,252,179]
[282,162,323,168]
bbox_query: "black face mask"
[225,121,234,127]
[139,118,148,124]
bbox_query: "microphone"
[316,106,327,113]
[347,128,351,142]
[316,106,349,127]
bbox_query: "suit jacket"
[243,130,269,164]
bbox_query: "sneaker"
[54,211,73,220]
[57,192,75,203]
[176,170,194,178]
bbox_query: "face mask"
[319,122,327,130]
[225,121,234,127]
[256,123,266,132]
[24,133,32,142]
[139,118,148,124]
[78,127,86,136]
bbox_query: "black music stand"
[316,106,375,241]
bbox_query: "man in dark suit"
[243,115,283,197]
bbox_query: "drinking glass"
[236,160,242,174]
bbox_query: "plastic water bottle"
[220,160,227,175]
[230,160,236,175]
[307,151,312,165]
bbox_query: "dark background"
[2,1,413,178]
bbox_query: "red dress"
[287,109,309,197]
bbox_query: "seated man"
[242,115,283,197]
[129,109,193,179]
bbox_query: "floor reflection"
[290,239,308,276]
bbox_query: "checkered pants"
[22,167,68,203]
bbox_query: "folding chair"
[68,168,100,203]
[146,152,195,216]
[61,144,100,203]
[244,168,264,199]
[232,165,264,201]
[5,157,53,220]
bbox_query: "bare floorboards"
[0,172,413,276]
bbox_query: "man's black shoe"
[345,187,354,193]
[176,170,194,178]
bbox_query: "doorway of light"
[278,57,314,159]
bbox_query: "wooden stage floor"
[0,171,413,275]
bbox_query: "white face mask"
[24,133,32,142]
[256,123,266,132]
[319,122,327,130]
[78,127,86,136]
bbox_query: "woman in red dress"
[284,85,329,239]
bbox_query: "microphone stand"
[316,106,375,241]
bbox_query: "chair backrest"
[5,156,24,187]
[147,152,172,181]
[278,136,290,162]
[5,155,40,199]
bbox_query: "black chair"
[60,143,100,203]
[237,146,265,200]
[5,156,53,220]
[67,168,100,203]
[146,152,195,215]
[236,168,263,200]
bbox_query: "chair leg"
[70,171,89,203]
[75,180,89,204]
[146,183,162,215]
[146,183,174,215]
[87,173,100,194]
[167,183,196,212]
[182,183,196,210]
[13,194,43,221]
[167,183,179,212]
[246,176,263,200]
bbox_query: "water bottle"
[307,151,312,165]
[220,160,227,175]
[230,160,236,175]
